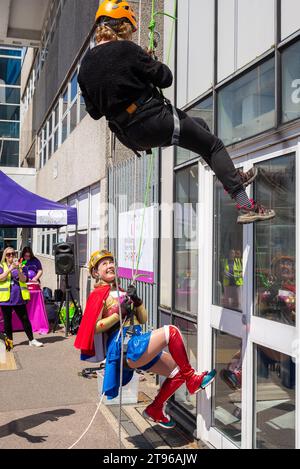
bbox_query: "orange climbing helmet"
[95,0,138,32]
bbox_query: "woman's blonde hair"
[95,21,133,44]
[1,246,15,265]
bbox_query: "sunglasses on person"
[6,252,16,257]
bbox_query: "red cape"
[74,285,110,357]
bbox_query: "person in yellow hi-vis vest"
[222,249,243,309]
[0,247,43,350]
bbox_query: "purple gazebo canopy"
[0,171,77,228]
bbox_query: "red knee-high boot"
[143,369,185,429]
[167,325,216,395]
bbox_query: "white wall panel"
[281,0,300,40]
[188,0,214,102]
[237,0,274,69]
[218,0,235,82]
[176,0,189,108]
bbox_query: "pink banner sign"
[118,267,154,284]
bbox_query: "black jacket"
[78,40,173,121]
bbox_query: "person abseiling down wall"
[74,250,216,429]
[78,0,276,225]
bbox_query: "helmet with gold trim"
[88,250,114,276]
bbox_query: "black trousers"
[1,304,33,341]
[120,99,243,197]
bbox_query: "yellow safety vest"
[0,262,30,302]
[223,258,243,287]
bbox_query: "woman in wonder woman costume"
[74,250,216,429]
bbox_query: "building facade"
[160,0,300,449]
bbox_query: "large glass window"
[0,49,22,57]
[218,58,275,146]
[0,140,19,167]
[0,57,21,86]
[254,345,295,449]
[0,87,20,104]
[254,155,296,326]
[173,317,197,416]
[176,95,213,166]
[213,330,242,447]
[0,121,19,138]
[0,104,19,120]
[282,40,300,123]
[213,178,243,311]
[0,228,18,251]
[174,165,199,315]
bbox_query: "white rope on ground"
[68,393,105,449]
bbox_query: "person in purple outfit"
[0,247,43,349]
[20,246,49,336]
[21,246,43,283]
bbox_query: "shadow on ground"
[17,336,67,346]
[0,409,75,443]
[126,425,196,449]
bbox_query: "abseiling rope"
[133,0,177,280]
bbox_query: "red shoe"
[167,326,216,394]
[143,403,176,429]
[185,370,216,394]
[142,369,185,429]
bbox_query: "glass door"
[198,145,299,449]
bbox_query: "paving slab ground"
[0,330,203,450]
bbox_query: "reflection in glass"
[0,49,22,57]
[176,95,213,166]
[255,345,295,449]
[0,121,19,139]
[0,87,20,104]
[0,104,20,120]
[46,234,51,255]
[0,58,21,85]
[0,228,18,251]
[282,40,300,123]
[173,317,197,416]
[63,88,68,114]
[78,232,88,266]
[71,72,78,102]
[70,102,77,134]
[62,115,68,144]
[213,330,242,446]
[54,129,58,152]
[254,155,296,326]
[213,178,243,312]
[218,58,275,146]
[0,140,19,167]
[48,137,53,160]
[80,95,87,121]
[174,165,198,315]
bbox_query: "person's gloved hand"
[121,297,133,319]
[126,284,143,307]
